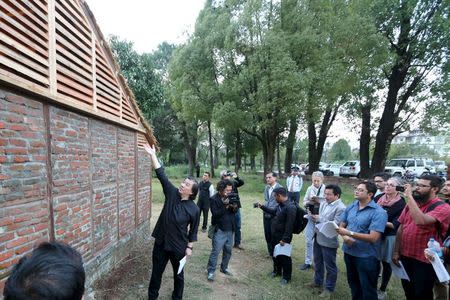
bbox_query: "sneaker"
[377,290,387,300]
[207,273,215,281]
[267,271,280,278]
[234,244,245,250]
[280,278,289,286]
[319,289,333,299]
[299,263,312,270]
[220,269,233,276]
[304,282,322,289]
[201,228,207,233]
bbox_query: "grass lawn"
[148,168,406,300]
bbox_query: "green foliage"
[387,142,440,160]
[329,139,352,162]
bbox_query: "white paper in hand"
[316,221,339,238]
[390,261,410,281]
[177,256,187,275]
[273,243,292,257]
[428,250,450,283]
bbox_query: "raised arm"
[144,144,175,195]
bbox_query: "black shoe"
[220,269,233,276]
[201,228,207,233]
[299,263,311,270]
[268,271,280,278]
[280,279,289,286]
[233,244,245,250]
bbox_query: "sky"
[87,0,206,53]
[86,0,360,149]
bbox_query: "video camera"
[226,192,239,205]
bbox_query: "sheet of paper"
[390,261,410,281]
[177,256,187,275]
[273,243,292,257]
[316,221,339,238]
[429,251,450,283]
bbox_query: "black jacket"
[210,193,237,232]
[231,177,244,208]
[261,201,296,244]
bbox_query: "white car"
[385,157,434,177]
[435,161,448,173]
[321,163,341,176]
[340,161,360,178]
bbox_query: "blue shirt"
[341,199,387,258]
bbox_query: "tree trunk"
[226,145,230,168]
[284,117,298,175]
[276,136,282,176]
[243,155,247,172]
[207,120,215,177]
[359,103,372,178]
[262,128,277,175]
[180,121,198,176]
[235,130,242,172]
[307,120,319,174]
[214,146,219,169]
[250,154,256,171]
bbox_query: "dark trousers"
[148,242,184,300]
[263,216,273,255]
[288,192,300,205]
[401,256,436,300]
[197,198,209,230]
[234,208,241,246]
[270,241,292,281]
[313,239,338,292]
[344,253,379,300]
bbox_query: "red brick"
[6,237,28,249]
[30,141,45,148]
[10,124,26,131]
[17,228,34,236]
[65,130,77,137]
[9,139,26,147]
[0,122,5,129]
[14,215,31,223]
[0,174,10,180]
[0,250,14,262]
[5,148,27,155]
[13,156,29,163]
[15,244,32,255]
[0,139,7,146]
[0,217,13,227]
[0,156,6,163]
[0,233,14,243]
[34,223,47,232]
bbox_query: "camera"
[306,203,320,215]
[226,192,239,205]
[225,171,233,177]
[396,186,405,192]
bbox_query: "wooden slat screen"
[137,133,148,149]
[0,0,49,88]
[0,0,146,134]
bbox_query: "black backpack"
[293,206,308,234]
[425,201,450,241]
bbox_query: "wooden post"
[48,0,57,95]
[91,33,97,110]
[43,103,55,241]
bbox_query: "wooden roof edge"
[80,0,158,147]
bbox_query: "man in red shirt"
[393,175,450,300]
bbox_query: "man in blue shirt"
[336,181,387,300]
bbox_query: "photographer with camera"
[207,179,239,281]
[255,187,297,285]
[220,170,245,250]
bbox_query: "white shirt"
[303,184,325,206]
[286,175,303,192]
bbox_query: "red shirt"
[398,197,450,263]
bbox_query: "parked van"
[385,157,434,177]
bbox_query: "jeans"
[148,242,184,300]
[234,209,241,246]
[304,220,315,265]
[313,239,338,292]
[263,217,273,255]
[344,253,379,300]
[207,229,233,273]
[401,256,436,300]
[288,192,300,205]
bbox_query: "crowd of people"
[3,145,450,300]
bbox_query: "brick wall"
[0,88,152,290]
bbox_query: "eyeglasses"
[374,180,384,183]
[416,184,431,188]
[354,188,367,192]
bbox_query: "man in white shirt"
[286,166,303,205]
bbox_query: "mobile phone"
[396,186,405,192]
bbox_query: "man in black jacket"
[206,179,238,281]
[220,170,245,250]
[145,144,200,300]
[256,187,297,285]
[197,172,215,232]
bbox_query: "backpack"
[425,201,450,242]
[293,205,308,234]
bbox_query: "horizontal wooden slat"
[57,81,93,104]
[32,0,48,14]
[96,89,120,107]
[56,43,91,77]
[0,44,48,76]
[0,32,48,66]
[4,0,48,31]
[56,65,92,88]
[0,10,48,51]
[57,71,92,97]
[56,28,91,63]
[0,54,49,85]
[55,1,90,40]
[95,49,116,79]
[0,64,48,89]
[95,64,118,88]
[0,1,48,39]
[0,28,48,58]
[64,0,90,33]
[55,12,91,49]
[96,98,121,117]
